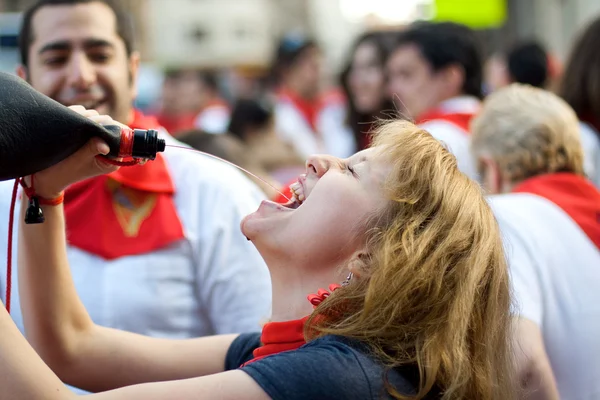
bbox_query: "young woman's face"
[242,148,389,267]
[348,42,386,114]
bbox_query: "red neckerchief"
[156,112,197,136]
[513,173,600,250]
[416,109,475,134]
[64,110,185,260]
[241,284,341,367]
[278,88,321,131]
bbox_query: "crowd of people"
[0,0,599,399]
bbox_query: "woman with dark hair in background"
[341,31,396,151]
[559,16,600,188]
[270,35,355,159]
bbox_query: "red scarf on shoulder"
[64,110,185,260]
[416,109,475,134]
[513,173,600,250]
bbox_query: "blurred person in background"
[2,0,271,349]
[156,69,230,136]
[271,34,355,159]
[559,16,600,188]
[227,98,304,185]
[387,22,481,180]
[484,41,550,93]
[176,129,283,199]
[155,69,202,134]
[472,84,600,399]
[340,31,396,151]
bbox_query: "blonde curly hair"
[307,120,515,399]
[471,84,584,183]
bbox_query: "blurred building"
[2,0,600,75]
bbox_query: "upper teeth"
[290,181,305,204]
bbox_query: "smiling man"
[0,0,271,348]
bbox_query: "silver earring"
[342,272,354,287]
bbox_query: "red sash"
[64,110,185,260]
[513,173,600,250]
[416,109,475,134]
[278,88,321,131]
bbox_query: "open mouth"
[281,198,301,210]
[281,178,307,210]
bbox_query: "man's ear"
[439,63,465,98]
[128,51,141,99]
[16,65,28,81]
[478,155,503,194]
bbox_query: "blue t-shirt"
[225,333,439,400]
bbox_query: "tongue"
[282,199,300,209]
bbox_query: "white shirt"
[579,122,600,188]
[275,97,356,159]
[489,193,600,399]
[194,103,231,135]
[418,96,479,181]
[0,133,272,339]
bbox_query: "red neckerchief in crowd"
[512,172,600,250]
[64,109,185,260]
[278,88,321,132]
[415,108,475,134]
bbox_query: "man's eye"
[348,165,356,175]
[90,53,110,63]
[45,57,67,66]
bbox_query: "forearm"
[0,301,73,400]
[18,197,95,373]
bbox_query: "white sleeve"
[419,121,479,181]
[494,211,544,326]
[275,103,321,158]
[194,106,231,135]
[192,173,272,334]
[318,103,356,158]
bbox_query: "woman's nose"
[305,155,339,178]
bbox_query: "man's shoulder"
[488,192,571,225]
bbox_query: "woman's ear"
[348,252,370,278]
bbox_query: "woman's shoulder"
[240,334,421,400]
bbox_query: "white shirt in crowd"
[275,97,356,159]
[0,133,272,339]
[194,103,231,135]
[489,193,600,400]
[418,96,480,181]
[579,122,600,188]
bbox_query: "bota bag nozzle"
[0,71,165,181]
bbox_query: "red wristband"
[19,176,64,206]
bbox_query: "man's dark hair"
[560,16,600,127]
[227,99,273,141]
[19,0,135,67]
[506,41,548,88]
[393,21,483,98]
